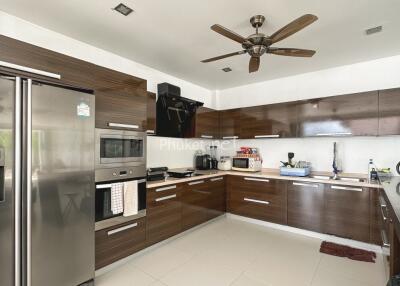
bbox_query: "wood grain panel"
[95,217,146,269]
[219,109,242,139]
[146,184,182,246]
[181,180,210,230]
[288,181,325,233]
[146,91,157,134]
[370,188,382,245]
[195,107,220,139]
[206,177,226,219]
[379,88,400,135]
[0,35,147,130]
[324,184,370,242]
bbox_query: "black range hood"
[156,83,203,138]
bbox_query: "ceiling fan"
[201,14,318,73]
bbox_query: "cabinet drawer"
[147,185,182,246]
[95,217,146,269]
[228,175,285,196]
[182,180,210,230]
[228,190,286,224]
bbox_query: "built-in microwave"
[95,128,146,169]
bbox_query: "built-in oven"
[95,128,146,169]
[95,176,146,222]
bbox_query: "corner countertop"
[147,168,381,189]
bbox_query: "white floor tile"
[95,263,156,286]
[231,274,272,286]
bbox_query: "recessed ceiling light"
[222,67,232,72]
[365,25,383,35]
[113,3,134,16]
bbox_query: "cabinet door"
[297,91,379,137]
[146,91,157,135]
[288,181,325,233]
[182,180,209,230]
[95,80,148,131]
[379,88,400,135]
[146,184,182,246]
[370,188,382,245]
[206,176,226,220]
[195,107,220,139]
[324,184,370,242]
[219,109,242,139]
[240,103,297,139]
[95,217,146,269]
[227,176,287,224]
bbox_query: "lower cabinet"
[370,188,383,246]
[182,177,226,230]
[146,184,183,246]
[288,181,325,233]
[324,184,370,242]
[95,217,146,269]
[227,176,287,225]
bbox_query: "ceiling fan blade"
[201,50,246,63]
[269,14,318,44]
[268,48,316,57]
[249,57,260,73]
[211,24,247,44]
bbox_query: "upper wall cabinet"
[297,91,379,137]
[146,92,157,135]
[240,102,298,139]
[219,109,242,139]
[378,88,400,136]
[195,107,220,139]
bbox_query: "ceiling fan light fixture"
[113,3,134,16]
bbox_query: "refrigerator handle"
[26,79,32,286]
[14,77,22,286]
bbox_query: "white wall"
[0,11,215,108]
[217,55,400,110]
[217,137,400,174]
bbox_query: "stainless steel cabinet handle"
[379,196,387,207]
[107,223,138,236]
[254,135,280,138]
[193,190,211,195]
[210,177,223,182]
[0,60,61,79]
[331,185,362,192]
[201,135,213,139]
[155,194,177,202]
[316,132,352,136]
[293,182,319,188]
[381,205,388,221]
[245,177,270,183]
[222,136,239,140]
[96,184,112,189]
[108,122,139,129]
[381,230,390,248]
[188,180,204,185]
[146,130,155,134]
[155,185,177,192]
[244,198,270,205]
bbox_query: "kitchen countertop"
[147,168,382,189]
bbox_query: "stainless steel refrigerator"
[0,71,95,286]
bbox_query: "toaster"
[232,157,262,172]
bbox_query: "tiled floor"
[96,216,387,286]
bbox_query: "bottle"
[368,159,374,182]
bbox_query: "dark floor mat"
[320,241,376,263]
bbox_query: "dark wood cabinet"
[379,88,400,136]
[297,91,379,137]
[240,102,298,139]
[219,109,242,139]
[227,176,287,224]
[287,181,325,233]
[146,91,157,135]
[0,35,148,132]
[181,179,211,230]
[324,184,370,242]
[370,188,383,245]
[146,184,182,246]
[206,176,226,220]
[195,107,220,139]
[95,217,146,269]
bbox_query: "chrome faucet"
[332,142,340,180]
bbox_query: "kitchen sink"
[308,175,366,183]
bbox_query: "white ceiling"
[1,0,400,90]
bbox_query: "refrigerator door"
[0,75,20,286]
[27,81,95,286]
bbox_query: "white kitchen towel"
[123,180,138,217]
[110,183,124,215]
